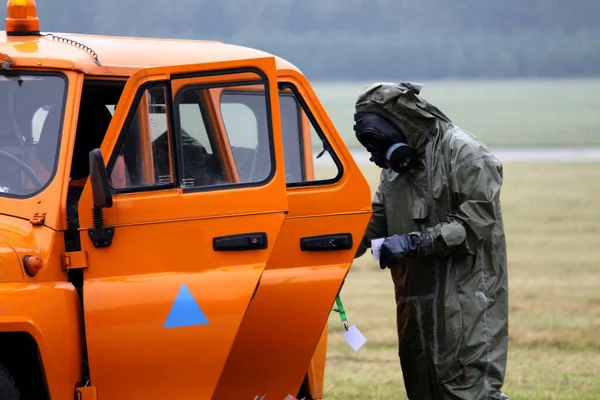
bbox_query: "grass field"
[310,79,600,149]
[321,161,600,400]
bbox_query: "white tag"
[343,325,367,352]
[371,237,385,261]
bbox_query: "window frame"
[106,67,278,196]
[277,81,344,188]
[171,67,277,194]
[0,70,68,200]
[106,80,178,195]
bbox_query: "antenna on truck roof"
[43,34,102,66]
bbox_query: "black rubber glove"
[379,234,420,269]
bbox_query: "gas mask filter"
[354,112,416,174]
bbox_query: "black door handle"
[213,232,268,251]
[300,233,353,252]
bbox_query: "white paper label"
[343,325,367,352]
[371,237,385,261]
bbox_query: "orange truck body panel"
[213,73,372,399]
[0,3,372,398]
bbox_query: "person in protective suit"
[353,82,510,400]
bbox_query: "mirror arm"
[88,207,115,248]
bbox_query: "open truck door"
[212,73,373,398]
[75,57,288,399]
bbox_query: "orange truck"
[0,1,372,399]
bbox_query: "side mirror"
[89,148,113,209]
[88,148,115,248]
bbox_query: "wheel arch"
[0,331,49,399]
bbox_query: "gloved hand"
[379,234,420,269]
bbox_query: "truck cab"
[0,1,372,399]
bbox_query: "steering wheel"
[0,148,43,190]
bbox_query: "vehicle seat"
[230,146,271,183]
[153,129,226,187]
[34,105,63,181]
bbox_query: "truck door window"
[278,85,341,185]
[107,82,175,191]
[107,73,275,193]
[174,80,273,189]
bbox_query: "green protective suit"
[354,82,509,400]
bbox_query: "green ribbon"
[332,295,349,331]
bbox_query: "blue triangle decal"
[163,283,209,328]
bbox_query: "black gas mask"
[354,112,416,174]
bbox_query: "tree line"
[9,0,600,80]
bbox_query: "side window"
[107,83,174,190]
[174,80,273,189]
[278,86,341,185]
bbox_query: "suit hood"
[354,82,453,156]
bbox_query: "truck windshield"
[0,72,66,198]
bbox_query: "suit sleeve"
[421,142,504,257]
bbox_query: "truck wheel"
[0,362,19,400]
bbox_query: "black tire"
[0,362,19,400]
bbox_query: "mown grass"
[321,161,600,399]
[311,79,600,149]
